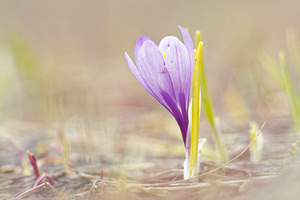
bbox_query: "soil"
[0,118,299,200]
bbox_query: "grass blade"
[190,41,203,177]
[279,51,300,130]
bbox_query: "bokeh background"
[0,0,300,153]
[1,1,300,198]
[1,0,300,126]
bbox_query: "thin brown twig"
[34,173,56,187]
[128,122,266,188]
[194,122,266,180]
[87,176,100,200]
[15,181,56,199]
[45,181,57,195]
[15,182,46,199]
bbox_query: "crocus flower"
[125,26,194,146]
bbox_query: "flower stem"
[184,147,190,179]
[189,42,203,177]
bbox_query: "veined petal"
[125,51,155,97]
[161,91,188,144]
[179,26,194,102]
[136,40,176,109]
[134,36,151,62]
[178,26,194,105]
[179,91,189,136]
[126,51,173,112]
[125,26,194,146]
[178,26,195,69]
[162,38,191,104]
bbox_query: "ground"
[0,118,298,199]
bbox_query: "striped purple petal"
[125,26,194,145]
[134,36,151,62]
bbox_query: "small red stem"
[27,150,40,178]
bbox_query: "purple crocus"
[125,26,194,146]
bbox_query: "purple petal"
[125,52,148,91]
[137,40,176,104]
[179,91,189,137]
[125,51,159,98]
[158,36,179,55]
[160,37,191,104]
[161,91,188,144]
[126,51,172,112]
[178,26,195,70]
[125,27,194,146]
[134,36,151,62]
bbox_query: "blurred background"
[0,0,300,126]
[1,1,300,198]
[0,0,300,154]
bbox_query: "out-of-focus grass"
[8,34,55,121]
[279,51,300,130]
[260,30,300,134]
[0,33,103,123]
[0,34,62,122]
